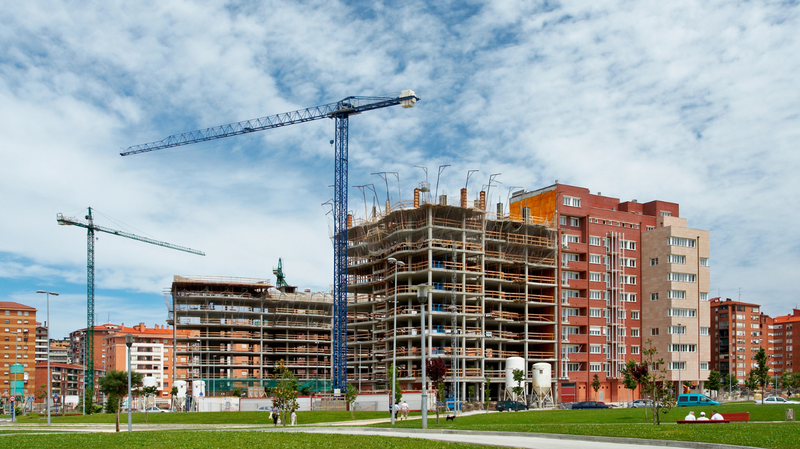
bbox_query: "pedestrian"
[711,410,724,421]
[400,400,409,420]
[272,405,280,426]
[684,411,696,421]
[394,401,400,420]
[291,410,297,426]
[697,411,709,421]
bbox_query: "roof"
[0,301,37,311]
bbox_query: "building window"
[669,237,696,247]
[650,293,659,301]
[700,292,709,301]
[590,363,602,372]
[700,258,709,267]
[660,211,672,217]
[560,216,567,226]
[589,254,602,264]
[650,258,658,266]
[651,328,659,336]
[621,293,637,302]
[563,196,581,208]
[668,254,686,264]
[668,290,686,299]
[668,308,697,318]
[631,346,640,355]
[589,327,602,336]
[646,226,655,231]
[631,328,640,337]
[620,240,636,250]
[589,236,602,246]
[670,344,697,353]
[589,272,602,282]
[669,326,686,335]
[589,291,603,300]
[590,345,602,354]
[620,275,637,285]
[570,217,580,227]
[700,327,709,336]
[668,273,696,283]
[670,361,686,370]
[589,308,602,317]
[700,362,709,370]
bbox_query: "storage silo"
[504,357,526,400]
[531,362,553,408]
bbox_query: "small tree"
[345,383,358,419]
[390,363,402,405]
[141,385,159,423]
[706,370,721,398]
[754,348,770,403]
[98,370,143,432]
[232,387,243,397]
[169,386,178,411]
[783,371,800,398]
[591,374,601,398]
[426,358,447,424]
[484,377,491,412]
[744,370,759,401]
[512,368,525,408]
[272,361,299,426]
[467,385,475,403]
[621,340,674,425]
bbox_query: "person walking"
[393,402,400,420]
[271,405,280,426]
[400,400,409,420]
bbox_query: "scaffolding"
[346,189,558,404]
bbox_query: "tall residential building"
[0,302,37,398]
[167,276,333,396]
[103,323,186,398]
[773,309,800,376]
[34,362,85,405]
[35,322,48,363]
[69,323,122,400]
[710,297,764,382]
[347,189,558,401]
[510,183,710,402]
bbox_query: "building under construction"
[347,188,558,402]
[167,276,333,394]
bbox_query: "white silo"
[531,362,553,408]
[192,380,206,397]
[174,380,187,398]
[504,357,526,400]
[142,377,159,389]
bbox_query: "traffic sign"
[9,396,15,403]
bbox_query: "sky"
[2,1,799,340]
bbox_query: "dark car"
[571,401,610,409]
[496,400,529,412]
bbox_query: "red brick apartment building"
[710,298,764,381]
[773,309,799,376]
[511,183,710,403]
[0,302,37,399]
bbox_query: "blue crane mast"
[121,91,419,391]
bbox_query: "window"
[670,361,686,370]
[700,258,709,267]
[589,326,602,336]
[621,293,637,302]
[669,326,686,335]
[563,196,581,207]
[669,308,697,317]
[562,253,579,266]
[589,308,603,317]
[631,346,640,355]
[618,345,626,354]
[650,258,658,266]
[570,217,580,227]
[590,363,602,372]
[700,292,708,301]
[668,290,686,299]
[620,275,637,285]
[590,272,602,282]
[590,345,602,354]
[589,254,602,264]
[620,240,636,250]
[622,258,636,268]
[589,291,603,300]
[669,237,696,247]
[670,344,697,353]
[566,363,580,372]
[700,362,709,370]
[650,293,659,301]
[560,215,567,226]
[669,273,696,282]
[589,236,602,246]
[700,327,709,336]
[564,234,580,244]
[660,211,672,217]
[631,328,640,337]
[651,328,660,336]
[631,311,640,320]
[669,254,686,264]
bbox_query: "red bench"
[722,412,750,421]
[677,420,730,424]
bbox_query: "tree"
[622,360,643,417]
[721,373,737,399]
[754,348,770,403]
[706,370,721,398]
[783,371,800,398]
[272,360,299,426]
[426,358,447,424]
[591,374,601,398]
[389,363,402,405]
[467,385,475,403]
[484,377,491,412]
[620,340,674,425]
[744,370,759,401]
[232,387,243,397]
[141,385,159,423]
[512,368,525,409]
[98,370,143,432]
[344,383,358,419]
[169,386,178,412]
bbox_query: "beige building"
[641,216,711,391]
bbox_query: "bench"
[677,420,730,424]
[723,412,750,421]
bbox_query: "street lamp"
[197,339,202,398]
[411,284,433,429]
[36,290,59,426]
[11,330,18,423]
[125,335,133,432]
[388,257,405,425]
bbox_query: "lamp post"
[677,323,682,396]
[11,330,17,423]
[197,339,202,399]
[411,284,433,429]
[125,335,133,432]
[388,257,405,425]
[36,290,59,426]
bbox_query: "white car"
[145,406,170,412]
[755,396,800,405]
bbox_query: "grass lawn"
[2,430,503,449]
[374,403,800,449]
[15,409,399,425]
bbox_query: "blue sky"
[2,1,800,339]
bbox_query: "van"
[677,394,719,407]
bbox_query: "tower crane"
[57,207,205,400]
[121,90,419,390]
[272,258,288,288]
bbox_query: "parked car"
[628,399,654,408]
[676,394,719,407]
[571,401,610,409]
[145,406,170,413]
[755,396,800,405]
[496,400,529,412]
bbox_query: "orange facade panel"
[510,189,557,223]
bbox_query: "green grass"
[15,410,399,425]
[2,430,503,449]
[374,404,800,449]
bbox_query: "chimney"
[497,202,504,216]
[460,188,467,208]
[479,191,486,211]
[385,200,390,214]
[347,214,353,228]
[413,188,420,208]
